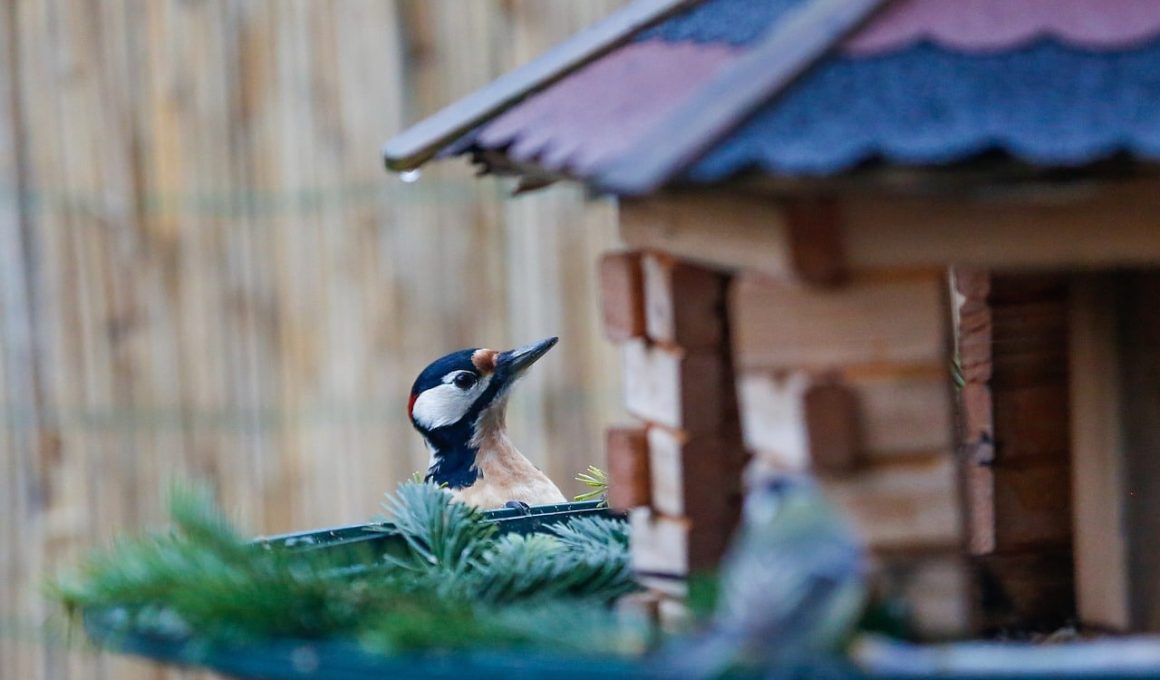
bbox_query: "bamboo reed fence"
[0,2,626,678]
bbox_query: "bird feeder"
[385,0,1160,638]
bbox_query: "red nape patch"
[407,393,418,420]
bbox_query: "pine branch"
[53,481,642,655]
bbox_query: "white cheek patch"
[411,374,492,430]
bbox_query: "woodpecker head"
[408,337,557,487]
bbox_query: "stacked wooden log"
[955,269,1075,632]
[600,250,745,629]
[731,270,969,639]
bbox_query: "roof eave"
[382,0,700,173]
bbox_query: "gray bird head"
[743,473,827,527]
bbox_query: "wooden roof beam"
[619,180,1160,281]
[382,0,700,172]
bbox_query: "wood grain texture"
[622,185,1160,281]
[822,455,963,552]
[959,271,1073,600]
[599,251,647,342]
[1116,272,1160,632]
[622,339,728,435]
[974,547,1076,633]
[647,426,744,523]
[842,181,1160,271]
[619,192,797,277]
[630,505,733,576]
[731,272,947,371]
[606,425,651,510]
[803,381,862,474]
[1069,275,1129,630]
[642,253,727,350]
[739,369,952,471]
[872,553,973,639]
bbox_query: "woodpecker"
[407,336,567,509]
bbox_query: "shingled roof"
[384,0,1160,195]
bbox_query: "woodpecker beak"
[497,336,558,377]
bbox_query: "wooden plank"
[952,267,991,301]
[630,506,730,577]
[991,300,1069,363]
[616,590,662,624]
[0,3,42,678]
[622,186,1160,279]
[1069,274,1130,630]
[619,192,795,276]
[620,192,852,284]
[963,273,1073,560]
[383,0,697,171]
[822,455,962,552]
[958,299,993,384]
[622,339,727,436]
[783,198,848,286]
[991,463,1072,550]
[739,370,953,469]
[964,440,997,555]
[856,371,954,456]
[992,384,1070,462]
[872,553,973,639]
[647,426,744,522]
[843,181,1160,271]
[599,251,647,342]
[595,0,894,195]
[737,371,811,471]
[606,425,651,511]
[960,380,997,555]
[1117,272,1160,632]
[731,273,947,371]
[974,547,1075,633]
[803,381,861,474]
[642,253,727,350]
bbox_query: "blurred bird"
[408,337,567,509]
[665,474,867,679]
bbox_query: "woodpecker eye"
[453,372,478,390]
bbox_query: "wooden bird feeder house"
[386,0,1160,638]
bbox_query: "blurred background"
[0,1,626,678]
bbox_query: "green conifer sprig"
[574,465,609,503]
[376,482,496,581]
[53,481,641,655]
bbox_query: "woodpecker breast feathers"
[407,337,567,509]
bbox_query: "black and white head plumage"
[407,337,557,489]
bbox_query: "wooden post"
[1069,273,1137,631]
[957,270,1075,632]
[1073,271,1160,632]
[1118,273,1160,631]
